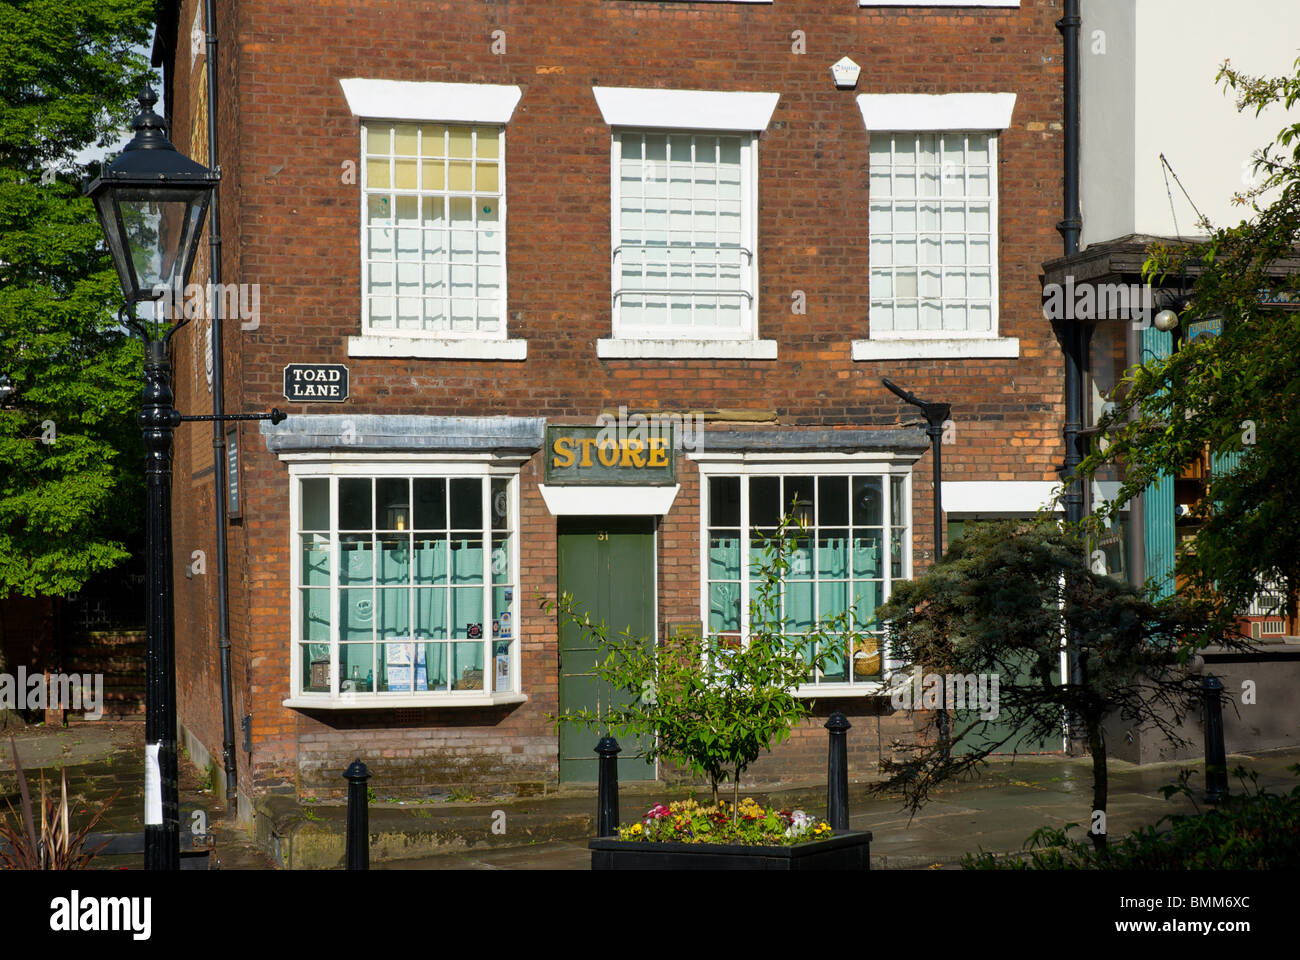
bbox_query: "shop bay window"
[362,120,505,338]
[294,472,518,701]
[703,471,910,690]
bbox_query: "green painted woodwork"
[557,518,657,782]
[1141,326,1175,599]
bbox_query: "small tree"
[874,518,1231,850]
[546,512,863,817]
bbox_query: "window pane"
[784,581,814,633]
[378,641,416,692]
[413,478,446,529]
[340,644,375,689]
[785,477,814,523]
[709,476,741,527]
[414,587,446,639]
[853,478,883,526]
[450,478,482,529]
[853,533,883,579]
[817,531,848,578]
[491,478,511,531]
[451,642,484,689]
[423,642,449,690]
[300,478,329,530]
[818,477,849,526]
[375,478,410,531]
[891,476,907,527]
[301,534,331,586]
[340,534,373,585]
[450,537,484,584]
[367,124,391,155]
[377,534,409,585]
[340,589,374,643]
[301,589,330,644]
[750,476,780,527]
[301,644,330,692]
[450,587,483,638]
[709,582,740,634]
[339,478,372,530]
[413,534,447,585]
[376,588,409,639]
[709,535,740,580]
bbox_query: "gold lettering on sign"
[647,437,669,468]
[551,436,575,469]
[596,440,620,467]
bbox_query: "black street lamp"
[86,87,283,870]
[882,377,953,755]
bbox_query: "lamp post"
[86,87,284,869]
[882,377,953,755]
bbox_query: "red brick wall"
[164,0,1064,799]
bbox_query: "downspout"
[1058,0,1083,518]
[203,0,239,810]
[1056,0,1084,744]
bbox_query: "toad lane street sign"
[283,363,349,403]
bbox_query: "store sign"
[283,363,349,402]
[544,425,676,486]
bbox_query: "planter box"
[589,830,872,870]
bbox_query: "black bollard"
[1202,675,1229,803]
[344,759,371,870]
[825,711,851,831]
[595,736,621,837]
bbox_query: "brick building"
[152,0,1066,815]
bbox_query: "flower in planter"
[618,798,835,846]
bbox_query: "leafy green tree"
[547,512,854,815]
[1080,54,1300,635]
[874,519,1222,850]
[0,0,155,724]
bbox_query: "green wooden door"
[947,518,1065,755]
[557,517,657,783]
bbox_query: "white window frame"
[339,79,527,361]
[359,121,507,343]
[592,86,780,359]
[853,92,1020,361]
[866,131,1001,342]
[695,456,914,698]
[283,457,527,709]
[609,128,760,343]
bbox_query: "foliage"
[873,518,1228,846]
[1079,54,1300,633]
[0,735,117,869]
[963,766,1300,869]
[0,0,156,600]
[617,797,833,846]
[546,511,860,811]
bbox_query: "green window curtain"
[1141,326,1175,599]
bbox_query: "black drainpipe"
[203,0,239,810]
[1057,0,1083,519]
[1056,0,1085,736]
